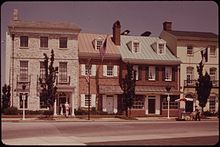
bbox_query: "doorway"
[148,98,156,114]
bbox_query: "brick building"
[5,9,81,116]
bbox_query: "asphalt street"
[2,120,219,145]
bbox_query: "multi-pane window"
[162,98,178,109]
[20,61,28,82]
[186,67,194,84]
[107,65,113,76]
[40,62,46,80]
[40,37,48,48]
[209,96,216,112]
[148,66,155,80]
[59,62,67,82]
[210,68,217,81]
[187,45,193,55]
[20,36,28,47]
[132,97,144,109]
[165,67,172,81]
[210,46,216,56]
[158,43,165,54]
[85,95,90,107]
[59,37,67,48]
[96,40,103,50]
[19,93,28,109]
[85,64,92,76]
[133,42,140,53]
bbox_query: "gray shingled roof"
[169,30,218,38]
[119,35,181,65]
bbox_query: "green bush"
[43,110,53,116]
[4,106,18,115]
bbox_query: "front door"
[185,101,193,112]
[148,99,156,114]
[58,93,69,115]
[106,95,114,114]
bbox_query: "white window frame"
[165,67,172,81]
[186,67,194,84]
[209,46,216,56]
[95,40,103,50]
[209,96,216,112]
[187,45,193,55]
[133,41,140,53]
[133,65,139,80]
[158,43,165,55]
[107,65,114,77]
[148,66,155,80]
[210,68,217,81]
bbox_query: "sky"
[0,1,218,87]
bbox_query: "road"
[2,120,219,145]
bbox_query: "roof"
[136,86,179,95]
[119,35,181,65]
[169,30,218,38]
[8,20,81,32]
[99,85,123,94]
[78,33,121,59]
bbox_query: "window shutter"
[155,67,158,81]
[103,65,107,76]
[113,65,118,77]
[91,65,96,76]
[162,67,165,81]
[91,94,96,107]
[146,66,149,80]
[172,67,176,81]
[81,64,85,76]
[80,94,85,107]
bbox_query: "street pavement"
[1,116,219,145]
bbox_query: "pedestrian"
[60,104,63,115]
[64,102,70,117]
[195,106,200,121]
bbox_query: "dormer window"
[94,37,103,50]
[158,43,166,55]
[127,40,140,53]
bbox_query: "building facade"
[5,9,81,116]
[160,21,219,113]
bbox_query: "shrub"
[4,106,18,115]
[43,110,53,116]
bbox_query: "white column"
[22,94,26,120]
[167,94,170,119]
[54,99,57,116]
[71,93,75,116]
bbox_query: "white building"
[5,9,81,115]
[160,21,219,113]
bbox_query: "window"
[20,61,28,82]
[59,62,67,82]
[165,67,172,81]
[132,96,144,109]
[186,67,194,84]
[59,37,67,48]
[40,37,48,48]
[187,45,193,55]
[209,96,216,112]
[148,66,155,80]
[162,98,178,109]
[107,65,113,76]
[158,43,165,54]
[210,68,217,81]
[85,95,90,107]
[19,93,28,109]
[96,40,103,50]
[85,64,92,76]
[210,46,216,56]
[20,36,28,47]
[133,42,140,53]
[40,62,46,82]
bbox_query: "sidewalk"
[1,115,218,122]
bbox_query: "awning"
[135,86,180,95]
[99,85,123,94]
[175,97,194,102]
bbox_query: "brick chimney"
[113,20,121,45]
[163,21,172,31]
[13,9,19,21]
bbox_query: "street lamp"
[85,58,92,120]
[22,84,26,120]
[166,84,171,119]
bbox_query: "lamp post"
[166,84,171,119]
[85,58,92,120]
[22,84,26,120]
